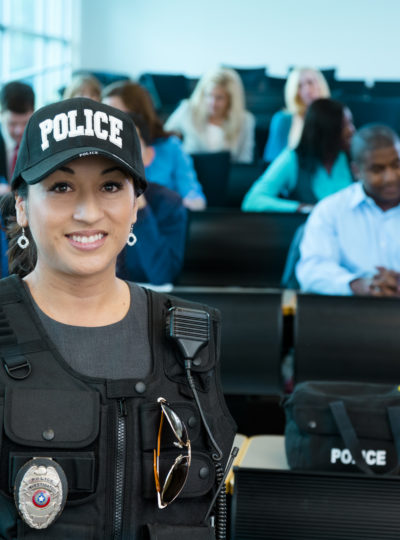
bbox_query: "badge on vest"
[14,457,68,529]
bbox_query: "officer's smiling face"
[15,155,137,280]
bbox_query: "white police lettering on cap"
[39,109,123,151]
[68,110,85,137]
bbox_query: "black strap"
[9,453,95,493]
[330,400,374,475]
[0,276,50,380]
[330,400,400,475]
[387,406,400,474]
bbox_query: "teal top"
[241,149,353,212]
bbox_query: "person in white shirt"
[296,124,400,296]
[0,81,35,191]
[165,67,255,163]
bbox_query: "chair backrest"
[171,287,283,395]
[139,73,190,106]
[226,162,267,207]
[319,67,337,87]
[280,223,305,289]
[331,79,369,97]
[225,66,268,91]
[265,75,286,95]
[176,210,308,287]
[370,80,400,98]
[344,96,400,132]
[245,92,284,116]
[231,467,400,539]
[190,151,231,207]
[294,294,400,384]
[138,73,190,119]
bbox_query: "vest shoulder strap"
[0,275,47,380]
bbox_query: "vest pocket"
[2,388,101,503]
[142,450,215,499]
[140,400,201,450]
[4,388,100,448]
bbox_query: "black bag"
[284,381,400,474]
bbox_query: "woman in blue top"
[242,98,355,212]
[102,81,206,210]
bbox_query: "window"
[0,0,79,107]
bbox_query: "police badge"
[14,457,68,529]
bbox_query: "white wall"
[78,0,400,82]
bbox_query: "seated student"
[0,81,35,191]
[102,81,206,210]
[63,74,102,101]
[117,114,188,285]
[242,98,355,212]
[296,124,400,296]
[165,67,255,163]
[263,67,331,163]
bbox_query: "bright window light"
[0,0,79,107]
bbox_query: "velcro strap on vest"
[9,452,95,493]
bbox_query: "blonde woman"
[63,74,102,101]
[165,67,255,163]
[263,67,330,163]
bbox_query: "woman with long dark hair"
[242,98,355,212]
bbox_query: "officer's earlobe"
[15,195,29,228]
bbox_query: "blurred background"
[1,0,400,107]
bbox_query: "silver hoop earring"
[17,228,30,249]
[127,225,137,247]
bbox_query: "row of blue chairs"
[177,210,307,288]
[172,287,400,397]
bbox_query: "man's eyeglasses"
[153,397,192,509]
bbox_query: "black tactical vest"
[0,276,236,539]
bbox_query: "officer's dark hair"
[1,185,36,278]
[0,81,35,114]
[296,98,347,174]
[351,124,400,166]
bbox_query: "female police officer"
[0,98,235,539]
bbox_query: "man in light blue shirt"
[296,124,400,296]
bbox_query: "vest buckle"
[2,356,32,379]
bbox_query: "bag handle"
[329,401,400,475]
